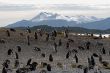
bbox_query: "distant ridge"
[13,25,110,34]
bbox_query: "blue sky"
[0,0,110,27]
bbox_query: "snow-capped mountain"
[31,12,102,23]
[7,12,110,30]
[31,12,59,22]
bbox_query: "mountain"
[6,12,110,30]
[31,12,101,23]
[79,18,110,30]
[7,20,34,27]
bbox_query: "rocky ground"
[0,28,110,73]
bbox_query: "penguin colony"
[0,28,110,73]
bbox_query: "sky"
[0,0,110,27]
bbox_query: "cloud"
[36,4,110,11]
[0,3,110,11]
[0,3,37,11]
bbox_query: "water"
[93,34,110,38]
[70,33,110,38]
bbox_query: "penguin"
[15,60,19,68]
[27,58,32,66]
[30,62,38,71]
[66,51,70,59]
[91,56,95,66]
[7,49,13,55]
[6,30,10,37]
[17,46,21,52]
[102,47,106,54]
[2,67,7,73]
[49,54,53,62]
[83,67,88,73]
[58,39,62,46]
[34,32,38,40]
[74,54,78,63]
[47,64,51,71]
[15,52,19,59]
